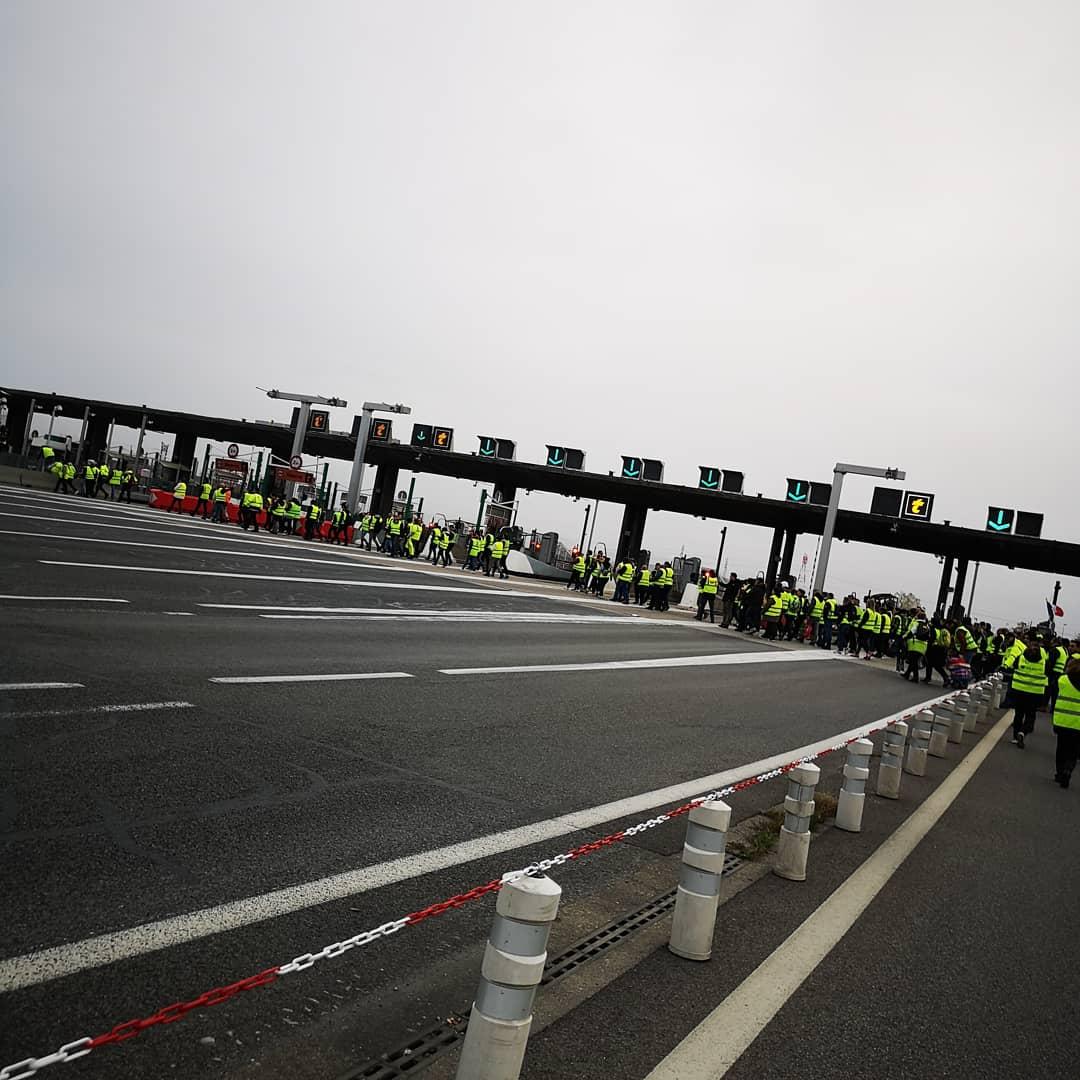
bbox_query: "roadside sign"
[290,454,303,469]
[986,506,1014,533]
[227,443,239,459]
[901,491,935,520]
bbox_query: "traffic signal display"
[621,456,642,479]
[308,410,329,432]
[699,466,720,490]
[410,423,432,447]
[642,459,664,482]
[901,491,934,520]
[546,446,585,470]
[432,427,453,450]
[478,436,516,460]
[809,482,833,507]
[1014,511,1043,538]
[721,470,744,493]
[368,418,391,442]
[786,478,810,503]
[870,487,903,517]
[986,507,1015,533]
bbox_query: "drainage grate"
[339,852,742,1078]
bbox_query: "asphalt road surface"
[0,485,947,1079]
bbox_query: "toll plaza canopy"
[3,386,1078,578]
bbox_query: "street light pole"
[812,463,906,596]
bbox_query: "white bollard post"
[774,763,820,882]
[669,799,732,961]
[955,691,976,732]
[455,875,561,1080]
[990,675,1004,709]
[876,721,908,799]
[928,706,951,758]
[905,711,932,776]
[835,739,873,832]
[943,702,965,744]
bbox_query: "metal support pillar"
[371,463,399,518]
[615,504,647,564]
[134,413,148,465]
[778,529,798,585]
[935,555,954,616]
[765,526,784,588]
[20,396,37,456]
[84,415,109,462]
[172,431,197,478]
[950,559,969,620]
[4,396,31,454]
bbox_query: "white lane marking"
[0,691,954,992]
[255,614,667,624]
[39,561,536,597]
[162,611,195,616]
[2,701,194,720]
[199,604,645,619]
[644,710,1013,1080]
[2,529,452,580]
[440,650,836,675]
[0,512,448,578]
[0,682,84,691]
[0,596,130,603]
[208,672,413,684]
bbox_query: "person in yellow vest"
[1048,637,1071,711]
[465,530,483,571]
[305,500,323,541]
[168,477,187,512]
[763,586,783,639]
[191,479,213,518]
[635,563,652,606]
[96,459,111,497]
[437,526,456,567]
[210,485,229,524]
[697,569,719,624]
[49,457,66,492]
[248,488,264,533]
[40,443,55,472]
[271,497,288,534]
[285,497,302,535]
[121,466,136,502]
[1052,657,1080,788]
[108,464,123,501]
[611,557,633,603]
[903,616,931,681]
[569,551,588,591]
[1004,633,1050,748]
[63,460,76,494]
[427,523,442,563]
[81,462,97,498]
[406,518,423,559]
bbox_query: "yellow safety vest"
[1011,650,1048,695]
[1053,675,1080,730]
[765,593,783,617]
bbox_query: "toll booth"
[269,465,315,500]
[212,458,249,495]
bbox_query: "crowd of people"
[565,552,678,610]
[45,452,138,500]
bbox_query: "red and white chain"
[2,704,940,1079]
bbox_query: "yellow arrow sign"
[910,497,926,515]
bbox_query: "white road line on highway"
[256,614,666,624]
[162,611,195,616]
[1,701,195,720]
[0,692,954,992]
[2,529,454,579]
[0,682,84,691]
[199,604,647,619]
[440,651,837,675]
[0,595,130,603]
[644,710,1013,1080]
[39,560,537,596]
[208,672,413,684]
[0,510,448,577]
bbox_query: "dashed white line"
[0,682,84,691]
[2,701,194,719]
[208,672,413,684]
[0,596,129,603]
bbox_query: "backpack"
[916,623,931,642]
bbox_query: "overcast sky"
[3,1,1077,629]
